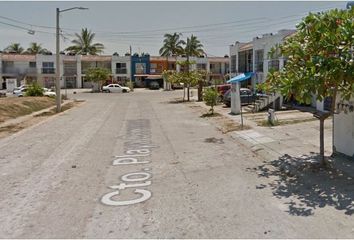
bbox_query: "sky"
[0,1,348,56]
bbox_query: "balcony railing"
[2,67,18,74]
[42,68,55,74]
[116,68,127,74]
[64,67,77,75]
[26,68,38,74]
[150,68,163,74]
[210,69,222,74]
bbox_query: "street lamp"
[56,7,88,113]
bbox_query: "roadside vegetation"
[85,67,110,92]
[25,83,44,97]
[0,97,55,123]
[203,87,219,115]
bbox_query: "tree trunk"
[197,80,203,101]
[187,55,190,101]
[319,117,326,165]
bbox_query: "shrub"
[25,83,44,96]
[203,88,219,115]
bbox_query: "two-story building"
[131,54,150,87]
[112,55,131,85]
[1,53,230,90]
[229,29,296,89]
[0,54,37,90]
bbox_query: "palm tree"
[184,35,204,101]
[65,28,104,55]
[4,43,24,54]
[25,42,50,54]
[159,33,185,90]
[159,33,185,60]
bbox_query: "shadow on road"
[249,154,354,216]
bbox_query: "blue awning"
[227,72,254,84]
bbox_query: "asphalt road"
[0,90,353,238]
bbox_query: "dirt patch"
[0,101,83,139]
[187,102,250,133]
[257,117,318,127]
[0,97,55,123]
[204,137,224,144]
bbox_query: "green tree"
[65,28,104,55]
[160,33,185,89]
[184,35,205,101]
[163,60,205,101]
[25,42,50,54]
[85,67,110,91]
[203,88,219,115]
[4,43,24,54]
[25,83,44,96]
[159,33,185,59]
[262,8,354,165]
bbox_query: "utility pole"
[55,7,88,113]
[55,8,61,113]
[129,45,133,90]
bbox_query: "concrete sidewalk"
[192,98,333,159]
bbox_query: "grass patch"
[0,97,55,123]
[200,112,222,118]
[258,117,317,127]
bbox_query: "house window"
[168,63,175,70]
[231,55,237,73]
[29,62,36,68]
[268,59,279,71]
[42,62,55,74]
[255,50,264,72]
[238,51,246,73]
[135,63,146,74]
[197,63,206,70]
[116,62,127,74]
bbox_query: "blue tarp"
[227,72,254,84]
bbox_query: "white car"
[43,88,56,97]
[102,84,130,93]
[13,86,28,97]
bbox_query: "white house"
[230,29,296,90]
[111,55,131,84]
[334,96,354,159]
[0,54,38,89]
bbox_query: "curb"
[0,100,75,128]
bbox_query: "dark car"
[223,88,256,107]
[149,81,160,90]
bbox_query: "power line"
[0,3,341,38]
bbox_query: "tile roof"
[239,42,253,51]
[81,55,112,61]
[1,54,36,61]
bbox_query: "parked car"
[43,88,56,97]
[149,81,160,90]
[223,88,257,107]
[216,84,231,101]
[171,82,184,89]
[13,85,28,95]
[102,84,131,93]
[13,86,28,97]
